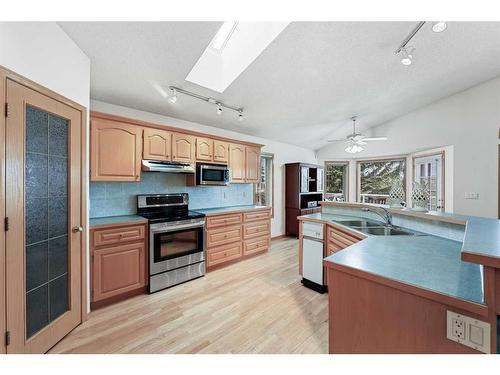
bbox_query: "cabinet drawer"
[243,220,271,240]
[92,242,145,302]
[206,213,242,229]
[206,225,242,247]
[243,236,270,256]
[326,240,343,256]
[93,224,146,247]
[302,221,324,240]
[206,242,242,268]
[243,209,270,223]
[327,225,363,244]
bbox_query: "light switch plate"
[446,310,490,353]
[464,192,480,200]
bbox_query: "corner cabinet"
[90,118,142,181]
[143,128,172,161]
[172,133,196,163]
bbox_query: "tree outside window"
[325,162,348,201]
[358,158,406,204]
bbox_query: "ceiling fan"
[327,116,388,153]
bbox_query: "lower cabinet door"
[92,242,145,302]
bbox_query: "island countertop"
[299,210,485,310]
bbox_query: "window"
[324,162,348,201]
[254,153,274,217]
[357,158,406,204]
[413,152,444,211]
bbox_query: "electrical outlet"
[446,310,490,353]
[452,318,466,340]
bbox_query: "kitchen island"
[299,202,500,354]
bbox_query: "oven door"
[197,164,230,186]
[149,221,205,275]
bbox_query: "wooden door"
[213,140,229,164]
[196,137,213,162]
[245,146,260,183]
[90,118,142,181]
[172,133,195,162]
[5,79,83,353]
[92,242,145,302]
[143,128,171,161]
[229,144,246,182]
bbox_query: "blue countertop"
[195,205,269,215]
[300,212,484,305]
[90,215,147,227]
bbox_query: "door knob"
[72,225,83,233]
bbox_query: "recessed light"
[210,22,238,52]
[216,104,223,115]
[432,22,447,33]
[238,111,243,121]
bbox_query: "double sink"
[334,219,424,236]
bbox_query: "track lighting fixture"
[168,88,178,104]
[394,21,446,66]
[167,86,243,121]
[432,22,447,33]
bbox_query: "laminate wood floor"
[49,238,328,354]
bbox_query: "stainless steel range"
[137,193,206,293]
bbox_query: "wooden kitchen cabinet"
[90,222,148,308]
[196,137,213,162]
[205,207,271,270]
[143,128,172,161]
[213,140,229,164]
[172,132,196,162]
[245,146,260,183]
[90,118,142,181]
[229,143,246,182]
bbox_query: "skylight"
[186,22,290,93]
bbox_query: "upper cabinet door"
[317,167,324,192]
[172,133,196,163]
[229,143,246,182]
[91,118,142,181]
[196,137,213,162]
[143,128,171,161]
[245,146,260,183]
[213,140,229,164]
[300,166,309,193]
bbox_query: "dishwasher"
[301,221,326,293]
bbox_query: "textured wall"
[90,172,254,218]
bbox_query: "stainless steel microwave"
[196,163,230,186]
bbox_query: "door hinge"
[4,103,9,118]
[5,331,10,346]
[4,217,8,231]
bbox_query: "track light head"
[216,104,223,115]
[432,22,447,33]
[238,111,243,121]
[400,46,414,66]
[168,88,178,104]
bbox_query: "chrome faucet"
[361,207,393,227]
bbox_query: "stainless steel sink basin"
[355,226,424,236]
[336,219,383,227]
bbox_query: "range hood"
[142,159,195,174]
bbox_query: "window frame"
[412,151,445,211]
[254,152,274,218]
[324,160,349,201]
[356,155,408,204]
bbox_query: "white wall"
[91,100,317,237]
[0,22,90,107]
[318,76,500,219]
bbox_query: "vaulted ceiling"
[60,21,500,150]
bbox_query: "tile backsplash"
[90,172,254,218]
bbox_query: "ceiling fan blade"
[356,141,367,145]
[361,136,388,142]
[327,139,346,143]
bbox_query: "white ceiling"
[59,21,500,150]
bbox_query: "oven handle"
[150,222,205,233]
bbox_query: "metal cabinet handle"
[72,225,83,233]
